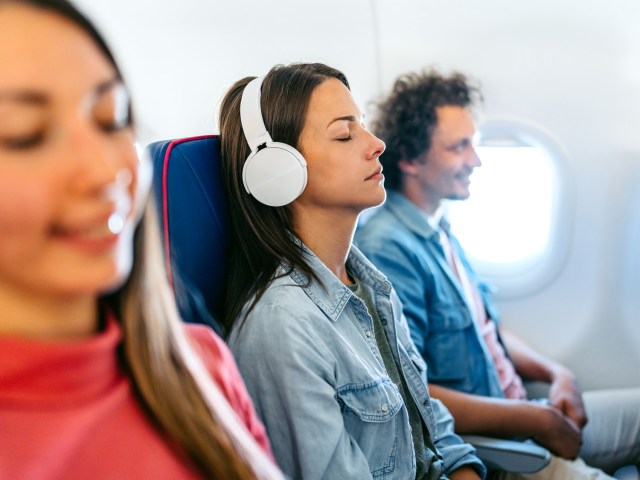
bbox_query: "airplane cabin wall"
[374,0,640,391]
[74,0,380,143]
[74,0,640,391]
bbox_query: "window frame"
[447,116,573,299]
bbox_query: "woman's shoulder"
[228,282,335,358]
[184,323,237,389]
[232,301,317,351]
[246,278,321,325]
[184,324,274,456]
[184,324,261,410]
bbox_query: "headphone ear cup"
[242,142,307,207]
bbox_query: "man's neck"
[400,181,441,216]
[423,207,445,231]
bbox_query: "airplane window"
[446,119,572,297]
[448,145,555,264]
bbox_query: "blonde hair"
[111,200,283,479]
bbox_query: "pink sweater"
[0,316,273,479]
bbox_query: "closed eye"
[92,81,131,134]
[96,114,130,133]
[0,132,44,150]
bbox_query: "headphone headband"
[240,77,273,151]
[239,74,307,207]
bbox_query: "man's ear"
[398,158,420,177]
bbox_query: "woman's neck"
[0,286,98,340]
[292,206,357,285]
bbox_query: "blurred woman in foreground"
[0,1,282,478]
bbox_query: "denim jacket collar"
[287,242,392,323]
[385,190,451,242]
[384,190,470,307]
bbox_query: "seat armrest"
[461,435,551,473]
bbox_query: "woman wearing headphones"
[219,63,485,480]
[0,1,282,478]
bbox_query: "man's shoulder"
[357,204,413,247]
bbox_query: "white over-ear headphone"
[240,76,307,207]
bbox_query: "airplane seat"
[145,135,551,474]
[145,135,227,334]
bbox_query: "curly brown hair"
[372,69,483,191]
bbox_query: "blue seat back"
[145,136,227,332]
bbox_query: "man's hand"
[448,465,481,480]
[548,366,588,429]
[533,404,583,459]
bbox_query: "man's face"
[413,105,481,210]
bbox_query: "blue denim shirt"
[228,243,485,480]
[355,191,504,399]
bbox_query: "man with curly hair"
[356,69,640,479]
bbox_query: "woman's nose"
[368,132,386,160]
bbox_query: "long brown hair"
[219,63,349,332]
[2,1,282,478]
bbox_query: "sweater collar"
[0,312,123,409]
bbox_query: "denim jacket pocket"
[427,304,474,384]
[429,297,472,331]
[338,377,403,421]
[337,377,405,478]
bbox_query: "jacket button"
[365,330,372,338]
[381,403,389,412]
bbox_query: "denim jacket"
[228,243,485,480]
[355,191,505,398]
